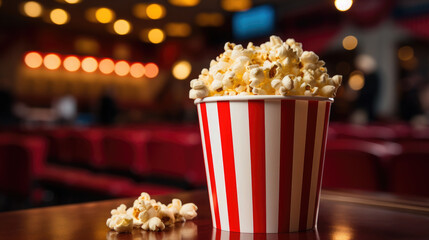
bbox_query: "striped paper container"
[195,95,333,233]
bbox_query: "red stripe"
[248,100,266,233]
[312,101,331,226]
[217,101,240,232]
[200,103,221,229]
[278,99,295,232]
[299,100,319,230]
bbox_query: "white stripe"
[230,101,253,233]
[264,100,281,233]
[206,102,229,231]
[306,102,326,229]
[289,100,308,231]
[197,104,217,228]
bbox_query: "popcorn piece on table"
[106,192,198,233]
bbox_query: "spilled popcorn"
[189,35,342,99]
[106,192,198,233]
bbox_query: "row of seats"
[323,124,429,197]
[0,125,205,209]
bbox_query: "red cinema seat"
[102,129,151,175]
[70,128,104,168]
[330,123,397,141]
[147,129,206,186]
[0,135,47,196]
[389,141,429,197]
[323,139,392,191]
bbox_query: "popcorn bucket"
[195,95,333,233]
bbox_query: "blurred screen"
[232,5,275,40]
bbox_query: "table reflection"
[210,228,320,240]
[106,221,198,240]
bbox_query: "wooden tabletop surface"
[0,190,428,240]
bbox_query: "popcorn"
[189,35,342,99]
[106,193,198,233]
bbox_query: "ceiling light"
[24,52,43,69]
[335,0,353,12]
[22,1,43,18]
[50,8,69,25]
[113,19,131,35]
[146,3,165,20]
[148,28,165,44]
[172,60,192,80]
[95,7,115,24]
[43,53,61,70]
[145,63,159,78]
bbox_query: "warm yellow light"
[195,13,224,27]
[50,8,69,25]
[165,22,192,37]
[145,63,159,78]
[115,61,130,76]
[335,0,353,12]
[81,57,98,73]
[99,58,115,74]
[133,3,148,19]
[172,60,192,80]
[113,19,131,35]
[43,54,61,70]
[168,0,200,7]
[342,35,358,50]
[221,0,251,12]
[0,0,2,8]
[95,7,115,24]
[146,4,165,20]
[24,52,43,69]
[398,46,414,61]
[130,63,146,78]
[64,0,81,4]
[349,71,365,91]
[63,56,80,72]
[22,1,43,18]
[148,28,165,44]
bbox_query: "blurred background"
[0,0,428,212]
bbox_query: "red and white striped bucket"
[195,95,333,233]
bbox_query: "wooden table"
[0,190,428,240]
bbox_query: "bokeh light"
[165,22,191,37]
[349,71,365,91]
[95,7,115,24]
[146,4,165,20]
[148,28,165,44]
[168,0,199,7]
[113,19,131,35]
[115,61,130,76]
[99,58,115,74]
[172,60,192,80]
[24,52,43,69]
[63,56,80,72]
[22,1,43,18]
[335,0,353,12]
[50,8,69,25]
[145,63,159,78]
[81,57,98,73]
[342,35,358,50]
[221,0,251,12]
[130,63,146,78]
[398,46,414,61]
[64,0,81,4]
[43,54,61,70]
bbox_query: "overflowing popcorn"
[189,35,342,99]
[106,192,198,233]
